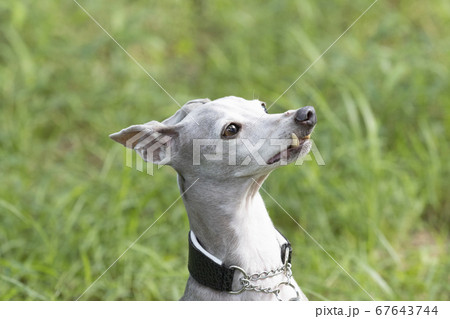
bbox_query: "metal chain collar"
[228,247,301,301]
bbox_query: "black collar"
[187,230,292,292]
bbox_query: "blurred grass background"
[0,0,449,300]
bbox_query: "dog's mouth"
[266,133,311,165]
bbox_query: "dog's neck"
[178,174,285,272]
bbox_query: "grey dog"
[110,96,316,300]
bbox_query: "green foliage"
[0,0,448,300]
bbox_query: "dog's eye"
[222,123,240,138]
[261,102,268,113]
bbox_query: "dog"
[110,96,316,300]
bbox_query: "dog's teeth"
[291,133,300,148]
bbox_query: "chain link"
[228,247,300,300]
[247,264,287,281]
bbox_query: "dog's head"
[110,96,316,178]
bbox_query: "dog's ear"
[109,121,177,165]
[162,98,210,125]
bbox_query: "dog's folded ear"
[162,98,210,125]
[109,121,177,164]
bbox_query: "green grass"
[0,0,449,300]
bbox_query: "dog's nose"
[295,106,316,127]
